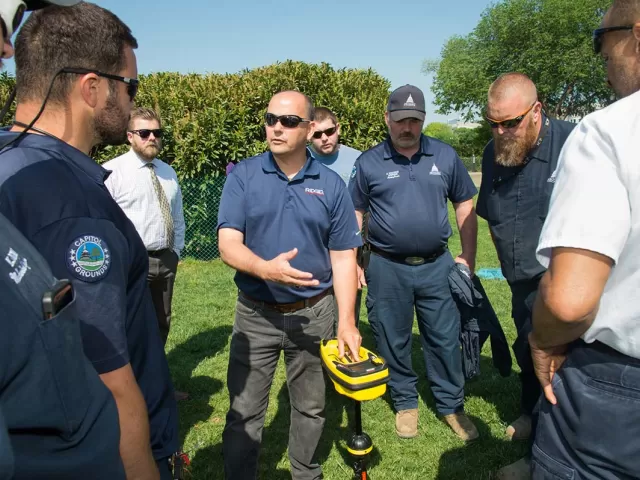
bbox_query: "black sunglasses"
[265,113,310,129]
[60,67,139,102]
[312,126,337,139]
[130,129,163,139]
[593,25,634,54]
[485,102,536,129]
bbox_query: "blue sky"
[7,0,492,123]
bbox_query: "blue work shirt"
[0,132,178,461]
[217,150,362,304]
[310,144,362,186]
[0,213,124,479]
[476,116,576,285]
[349,134,477,256]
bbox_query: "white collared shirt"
[103,149,185,256]
[536,90,640,359]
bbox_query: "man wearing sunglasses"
[0,1,128,479]
[527,1,640,478]
[104,108,187,401]
[217,90,362,480]
[309,107,362,186]
[349,84,479,441]
[0,4,179,480]
[475,72,575,479]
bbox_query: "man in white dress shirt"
[103,107,187,399]
[529,1,640,478]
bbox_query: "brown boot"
[395,409,418,438]
[442,412,479,442]
[506,414,532,441]
[495,457,531,480]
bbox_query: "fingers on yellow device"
[320,339,389,402]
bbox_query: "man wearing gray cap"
[348,85,479,440]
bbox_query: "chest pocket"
[38,299,92,436]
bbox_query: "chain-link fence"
[181,176,226,260]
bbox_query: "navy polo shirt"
[0,132,178,460]
[476,116,576,285]
[349,134,477,256]
[217,150,362,304]
[0,213,124,479]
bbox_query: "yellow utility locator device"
[321,339,389,480]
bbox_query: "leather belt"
[370,244,446,266]
[148,249,170,258]
[240,288,333,314]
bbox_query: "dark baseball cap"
[387,84,426,122]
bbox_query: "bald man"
[217,90,363,480]
[476,73,575,477]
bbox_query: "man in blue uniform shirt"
[0,2,124,478]
[476,73,575,479]
[349,84,479,441]
[217,90,363,480]
[0,4,178,479]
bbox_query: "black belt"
[370,244,446,266]
[148,249,170,258]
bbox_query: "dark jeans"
[510,280,543,415]
[532,340,640,479]
[364,251,464,415]
[147,250,179,345]
[222,293,335,480]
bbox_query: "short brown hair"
[14,2,138,105]
[128,107,162,130]
[313,107,338,125]
[610,0,640,24]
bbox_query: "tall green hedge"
[2,61,392,178]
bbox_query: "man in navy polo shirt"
[217,90,363,480]
[0,4,178,480]
[477,74,575,479]
[349,84,479,441]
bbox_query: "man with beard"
[104,109,186,399]
[349,84,479,441]
[476,72,575,479]
[528,1,640,477]
[0,4,179,480]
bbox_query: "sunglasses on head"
[130,129,163,139]
[592,25,634,55]
[312,126,337,139]
[60,67,139,102]
[265,113,310,129]
[485,102,537,129]
[0,0,26,39]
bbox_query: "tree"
[423,0,614,121]
[424,122,456,145]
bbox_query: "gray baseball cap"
[387,84,426,122]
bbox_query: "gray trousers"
[222,293,335,480]
[147,249,179,345]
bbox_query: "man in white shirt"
[103,108,186,399]
[529,1,640,478]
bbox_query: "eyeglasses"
[312,126,337,139]
[60,67,139,102]
[0,0,26,39]
[485,102,537,129]
[265,113,310,129]
[592,25,634,54]
[130,129,163,139]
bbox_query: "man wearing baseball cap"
[349,84,480,440]
[0,1,127,479]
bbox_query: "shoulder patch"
[350,165,357,179]
[66,235,111,283]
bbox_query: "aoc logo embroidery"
[66,235,111,282]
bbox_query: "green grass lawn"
[166,207,527,479]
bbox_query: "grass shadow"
[167,325,233,448]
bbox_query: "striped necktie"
[145,162,175,251]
